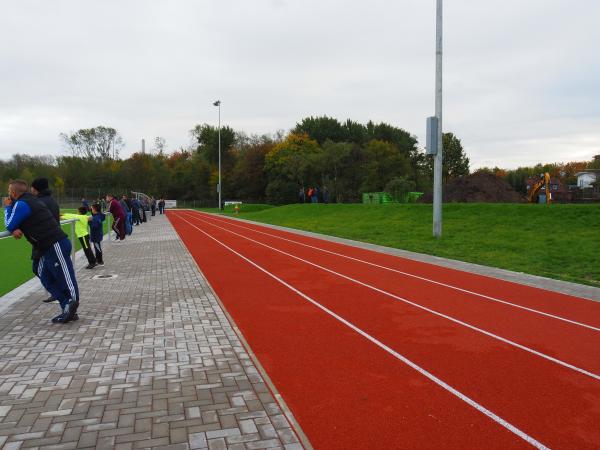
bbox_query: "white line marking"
[193,211,600,332]
[181,211,600,382]
[173,212,550,450]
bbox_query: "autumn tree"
[60,126,123,160]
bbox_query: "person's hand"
[12,229,23,239]
[2,196,12,207]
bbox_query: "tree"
[427,132,470,182]
[60,126,123,160]
[361,140,411,192]
[190,123,236,168]
[293,116,346,145]
[385,176,416,202]
[153,137,167,154]
[589,154,600,169]
[264,133,322,203]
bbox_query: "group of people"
[299,186,330,204]
[3,179,170,324]
[4,178,80,323]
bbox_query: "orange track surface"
[168,210,600,449]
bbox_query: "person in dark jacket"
[31,178,59,222]
[3,179,79,323]
[106,193,126,240]
[30,177,61,303]
[131,197,141,225]
[88,203,105,265]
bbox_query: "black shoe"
[72,313,79,321]
[63,299,78,323]
[43,296,57,303]
[51,312,67,323]
[85,263,97,269]
[97,261,104,266]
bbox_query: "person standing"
[30,177,61,304]
[88,203,105,265]
[298,187,305,203]
[106,193,126,241]
[61,207,97,269]
[158,197,165,214]
[4,179,79,323]
[131,197,141,226]
[151,197,157,216]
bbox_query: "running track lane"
[168,211,600,449]
[184,212,600,376]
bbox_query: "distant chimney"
[142,139,145,154]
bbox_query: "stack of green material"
[362,192,393,204]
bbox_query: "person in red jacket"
[106,193,126,241]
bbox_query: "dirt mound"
[421,172,524,203]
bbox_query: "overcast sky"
[1,0,599,168]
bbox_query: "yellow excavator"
[528,172,551,204]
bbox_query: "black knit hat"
[31,177,49,191]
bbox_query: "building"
[576,170,600,189]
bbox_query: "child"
[61,207,97,269]
[88,203,105,266]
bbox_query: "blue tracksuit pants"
[36,238,79,309]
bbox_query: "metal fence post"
[70,220,76,265]
[107,213,112,244]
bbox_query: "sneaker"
[51,312,79,323]
[43,296,57,303]
[63,299,78,322]
[85,264,97,269]
[97,262,104,266]
[51,312,67,323]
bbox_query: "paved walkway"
[0,215,304,450]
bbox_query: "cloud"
[0,0,599,168]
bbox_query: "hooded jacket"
[89,212,106,242]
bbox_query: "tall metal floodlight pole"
[213,100,222,210]
[433,0,443,237]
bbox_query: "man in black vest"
[3,179,79,323]
[30,177,61,304]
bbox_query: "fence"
[1,213,114,265]
[0,218,79,264]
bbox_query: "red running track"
[167,210,600,449]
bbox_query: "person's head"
[106,193,114,201]
[30,178,49,196]
[7,179,28,200]
[91,203,100,214]
[122,194,127,200]
[77,206,87,215]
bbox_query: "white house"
[576,170,600,188]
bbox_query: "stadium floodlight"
[213,100,222,210]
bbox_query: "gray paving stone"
[0,215,306,449]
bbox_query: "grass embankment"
[0,210,108,296]
[219,203,600,287]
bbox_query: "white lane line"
[181,211,600,382]
[193,211,600,333]
[174,212,550,450]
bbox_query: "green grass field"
[0,210,109,296]
[215,203,600,287]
